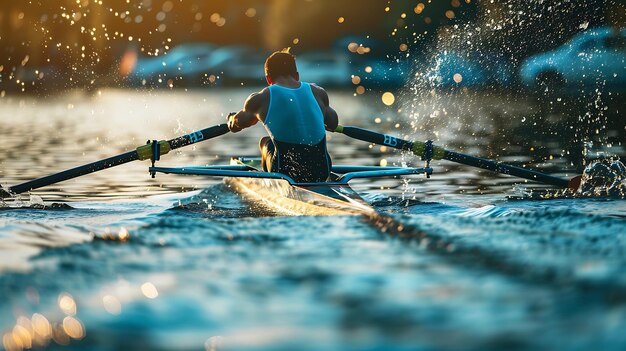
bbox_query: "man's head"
[264,48,298,84]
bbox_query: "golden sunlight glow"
[355,86,365,94]
[351,75,361,85]
[337,17,345,23]
[210,13,221,22]
[62,317,85,339]
[453,73,463,83]
[381,92,395,106]
[141,282,159,299]
[13,325,32,349]
[118,227,129,241]
[364,66,372,73]
[355,46,371,54]
[380,159,388,167]
[245,8,257,17]
[58,293,77,316]
[162,1,174,13]
[119,50,137,77]
[2,314,56,351]
[3,333,16,351]
[31,314,52,340]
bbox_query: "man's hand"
[227,110,259,133]
[227,111,242,133]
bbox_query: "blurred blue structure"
[424,51,513,88]
[127,39,426,89]
[358,58,413,88]
[296,51,351,86]
[520,27,626,92]
[207,46,268,84]
[129,43,215,86]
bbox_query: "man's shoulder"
[250,87,270,97]
[307,82,329,103]
[246,88,270,103]
[244,87,270,113]
[308,82,325,91]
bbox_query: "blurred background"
[0,0,623,93]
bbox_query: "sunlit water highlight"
[0,89,625,351]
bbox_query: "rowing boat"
[149,157,432,216]
[1,123,581,202]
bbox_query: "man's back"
[226,50,339,183]
[261,82,330,182]
[264,82,326,145]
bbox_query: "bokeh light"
[381,92,395,105]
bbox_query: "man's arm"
[227,91,265,133]
[311,84,339,131]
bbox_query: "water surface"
[0,89,625,351]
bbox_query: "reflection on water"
[0,89,625,351]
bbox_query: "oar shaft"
[169,124,230,149]
[335,125,569,188]
[8,151,138,195]
[338,126,414,151]
[443,150,569,188]
[5,123,230,196]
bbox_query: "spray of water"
[389,0,624,198]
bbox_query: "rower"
[226,48,339,183]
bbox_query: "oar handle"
[334,125,570,188]
[4,123,230,196]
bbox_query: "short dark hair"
[265,49,297,79]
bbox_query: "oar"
[0,123,230,198]
[333,125,582,190]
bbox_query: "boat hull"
[224,177,374,216]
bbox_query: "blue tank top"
[263,82,325,144]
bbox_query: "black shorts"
[260,137,331,183]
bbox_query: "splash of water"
[578,159,626,198]
[514,159,626,200]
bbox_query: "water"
[0,89,625,351]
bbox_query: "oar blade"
[0,185,10,199]
[568,175,582,191]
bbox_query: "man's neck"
[273,76,301,88]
